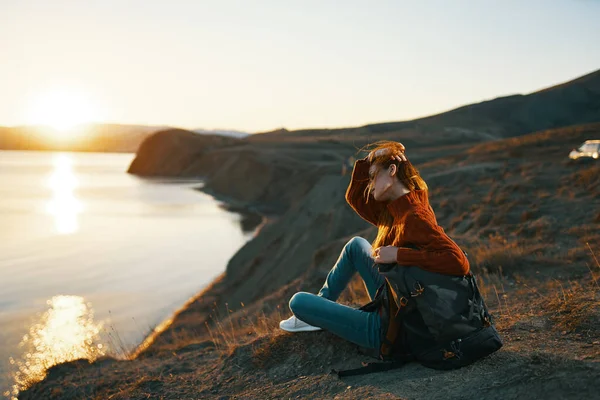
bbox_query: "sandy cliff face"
[221,174,368,307]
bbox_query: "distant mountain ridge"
[128,67,600,204]
[192,128,250,139]
[4,67,599,153]
[0,123,172,153]
[250,68,600,143]
[0,123,253,153]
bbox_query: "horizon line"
[2,65,598,135]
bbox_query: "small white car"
[569,140,600,160]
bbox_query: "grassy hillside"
[19,121,600,399]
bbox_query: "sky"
[1,0,599,133]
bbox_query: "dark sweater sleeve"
[395,211,470,276]
[345,157,387,226]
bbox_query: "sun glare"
[46,153,83,234]
[25,88,100,135]
[8,295,105,399]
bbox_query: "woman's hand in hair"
[373,245,399,264]
[392,153,407,163]
[368,148,389,163]
[368,144,407,164]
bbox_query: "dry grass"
[467,234,530,276]
[101,315,148,360]
[485,242,600,338]
[545,243,600,335]
[566,164,600,189]
[199,274,372,368]
[153,241,600,364]
[338,274,372,305]
[201,302,286,358]
[466,123,600,158]
[546,280,599,334]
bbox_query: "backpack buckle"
[398,296,408,307]
[483,314,491,327]
[410,282,424,297]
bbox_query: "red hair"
[359,140,428,255]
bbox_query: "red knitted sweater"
[345,157,470,276]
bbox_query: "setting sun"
[25,89,100,135]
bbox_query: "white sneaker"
[279,315,322,332]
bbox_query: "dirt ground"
[17,280,600,400]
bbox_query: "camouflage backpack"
[335,255,503,376]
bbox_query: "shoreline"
[195,184,281,220]
[195,184,282,237]
[127,183,280,359]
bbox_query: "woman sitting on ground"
[279,140,470,352]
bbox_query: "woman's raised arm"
[344,156,387,226]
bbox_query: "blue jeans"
[288,236,386,349]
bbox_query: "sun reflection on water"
[46,154,83,234]
[8,296,106,399]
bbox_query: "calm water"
[0,151,256,396]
